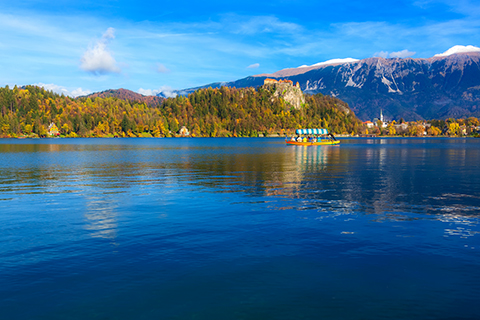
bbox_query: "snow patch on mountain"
[345,76,364,88]
[298,58,359,68]
[434,45,480,57]
[304,79,326,91]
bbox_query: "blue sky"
[1,0,479,97]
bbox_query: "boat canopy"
[295,128,329,135]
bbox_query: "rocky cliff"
[284,53,480,120]
[263,79,305,109]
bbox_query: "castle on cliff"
[262,78,304,109]
[264,78,300,88]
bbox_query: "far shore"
[2,134,477,139]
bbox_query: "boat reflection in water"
[264,142,342,199]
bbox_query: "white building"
[373,110,388,128]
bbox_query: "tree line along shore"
[0,85,478,138]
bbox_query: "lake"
[1,137,479,320]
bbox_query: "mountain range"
[169,47,480,121]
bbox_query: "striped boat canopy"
[295,128,329,135]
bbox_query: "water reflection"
[444,227,479,239]
[264,145,340,198]
[1,138,479,227]
[84,196,119,240]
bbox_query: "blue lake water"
[1,137,480,319]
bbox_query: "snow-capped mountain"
[434,45,480,57]
[162,46,480,121]
[298,58,360,68]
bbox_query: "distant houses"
[359,110,477,136]
[394,123,408,132]
[362,110,425,136]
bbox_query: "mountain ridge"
[168,51,480,121]
[83,88,164,106]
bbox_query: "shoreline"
[2,135,477,139]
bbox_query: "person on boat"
[297,136,303,142]
[290,136,296,141]
[303,136,307,142]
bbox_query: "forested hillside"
[0,85,361,138]
[85,88,164,107]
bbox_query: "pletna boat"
[286,128,340,146]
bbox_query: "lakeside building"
[178,126,190,137]
[372,110,388,128]
[394,123,408,131]
[48,123,59,136]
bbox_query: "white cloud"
[138,88,155,96]
[138,85,177,98]
[247,63,260,69]
[80,27,121,75]
[34,83,69,95]
[156,63,171,73]
[374,51,389,58]
[34,83,91,97]
[103,27,115,40]
[390,49,416,58]
[224,14,302,35]
[434,45,480,57]
[158,86,177,98]
[373,50,415,58]
[71,87,92,97]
